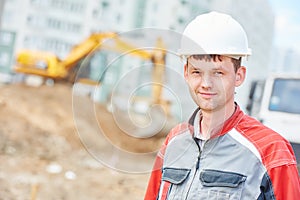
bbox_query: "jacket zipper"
[184,138,202,200]
[194,137,202,170]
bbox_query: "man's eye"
[215,71,223,76]
[192,70,200,74]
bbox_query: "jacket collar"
[188,103,245,138]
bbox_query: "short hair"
[188,55,241,72]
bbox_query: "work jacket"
[145,105,300,199]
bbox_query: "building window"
[177,16,185,24]
[0,53,9,66]
[46,18,81,33]
[31,0,50,6]
[0,32,14,46]
[181,0,188,5]
[32,0,85,13]
[27,15,47,28]
[24,36,42,49]
[70,3,84,12]
[116,13,121,23]
[101,1,109,8]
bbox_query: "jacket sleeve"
[269,164,300,199]
[144,130,173,200]
[266,139,300,199]
[144,154,163,200]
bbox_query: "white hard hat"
[178,11,251,59]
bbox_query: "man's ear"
[184,64,188,80]
[235,66,246,87]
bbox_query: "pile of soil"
[0,82,166,199]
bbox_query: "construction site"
[0,24,186,199]
[0,80,171,199]
[1,1,300,199]
[0,7,195,196]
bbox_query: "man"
[144,11,300,199]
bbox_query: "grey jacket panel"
[161,128,267,200]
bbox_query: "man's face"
[184,55,245,112]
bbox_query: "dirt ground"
[1,80,300,200]
[0,82,168,200]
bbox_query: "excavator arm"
[14,32,176,136]
[14,32,155,80]
[14,32,168,112]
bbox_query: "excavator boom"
[14,32,176,137]
[14,32,155,80]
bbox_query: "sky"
[270,0,300,53]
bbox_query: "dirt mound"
[0,83,165,199]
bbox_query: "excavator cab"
[15,50,66,79]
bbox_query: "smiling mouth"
[199,92,216,99]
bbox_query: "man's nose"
[200,74,213,88]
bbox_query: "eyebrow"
[212,66,225,70]
[188,61,225,71]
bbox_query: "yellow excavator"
[14,32,171,119]
[14,32,163,81]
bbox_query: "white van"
[246,74,300,163]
